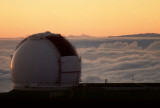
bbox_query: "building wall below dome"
[61,56,81,84]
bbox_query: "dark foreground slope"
[1,83,160,107]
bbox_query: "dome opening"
[46,35,77,57]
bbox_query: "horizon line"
[0,32,160,39]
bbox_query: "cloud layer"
[74,39,160,83]
[0,39,21,92]
[0,37,160,92]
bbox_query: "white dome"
[11,32,81,90]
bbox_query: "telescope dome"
[11,31,81,90]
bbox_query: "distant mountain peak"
[67,34,92,38]
[108,33,160,38]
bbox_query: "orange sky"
[0,0,160,38]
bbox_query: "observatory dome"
[11,31,81,90]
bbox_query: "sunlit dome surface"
[11,31,81,90]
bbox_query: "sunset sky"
[0,0,160,38]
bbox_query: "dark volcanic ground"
[1,83,160,107]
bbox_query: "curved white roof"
[11,32,81,90]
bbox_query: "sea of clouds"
[0,39,21,92]
[0,36,160,92]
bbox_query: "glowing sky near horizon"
[0,0,160,38]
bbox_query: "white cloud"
[77,40,160,83]
[83,76,104,83]
[146,41,160,50]
[0,80,12,92]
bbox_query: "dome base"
[13,86,70,91]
